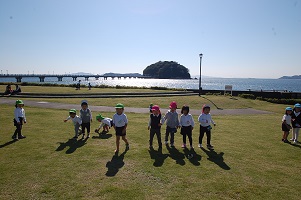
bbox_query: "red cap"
[151,105,160,111]
[169,101,177,109]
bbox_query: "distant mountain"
[71,72,93,75]
[103,72,144,77]
[279,75,301,79]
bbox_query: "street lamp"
[199,53,203,96]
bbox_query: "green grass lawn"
[1,96,300,199]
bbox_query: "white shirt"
[14,107,26,122]
[282,114,292,125]
[99,118,112,128]
[113,113,128,127]
[66,115,82,126]
[180,114,195,127]
[198,113,215,127]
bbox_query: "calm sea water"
[1,77,301,92]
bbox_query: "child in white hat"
[12,100,27,140]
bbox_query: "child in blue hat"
[291,103,301,144]
[282,107,292,143]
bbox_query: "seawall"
[189,89,301,99]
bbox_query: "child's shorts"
[115,126,126,136]
[166,126,177,134]
[13,117,24,126]
[180,125,192,135]
[282,123,291,132]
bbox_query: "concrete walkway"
[0,98,272,115]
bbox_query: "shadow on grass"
[56,137,88,154]
[201,148,230,170]
[183,148,202,166]
[166,144,185,165]
[105,149,128,177]
[148,147,169,167]
[0,139,17,148]
[92,133,112,140]
[289,143,301,149]
[201,96,223,110]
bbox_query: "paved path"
[0,98,272,115]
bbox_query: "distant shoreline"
[279,75,301,79]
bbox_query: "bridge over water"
[0,74,151,82]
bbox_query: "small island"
[143,61,191,79]
[279,75,301,79]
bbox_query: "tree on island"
[143,61,191,79]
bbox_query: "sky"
[0,0,300,78]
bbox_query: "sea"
[1,76,301,92]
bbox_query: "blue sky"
[0,0,300,78]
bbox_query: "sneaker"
[190,145,194,150]
[87,134,90,138]
[284,139,290,143]
[290,138,294,141]
[198,144,203,148]
[164,141,168,145]
[293,140,298,144]
[19,135,26,139]
[207,144,214,149]
[73,136,78,140]
[170,143,175,147]
[181,144,186,148]
[126,143,130,150]
[281,139,285,141]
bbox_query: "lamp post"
[199,53,203,96]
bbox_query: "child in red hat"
[148,105,163,149]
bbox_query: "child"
[148,105,163,149]
[282,107,292,143]
[163,101,180,147]
[80,100,92,139]
[180,105,195,149]
[12,100,27,140]
[198,104,216,150]
[64,109,82,140]
[112,103,129,153]
[291,103,301,144]
[95,114,113,134]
